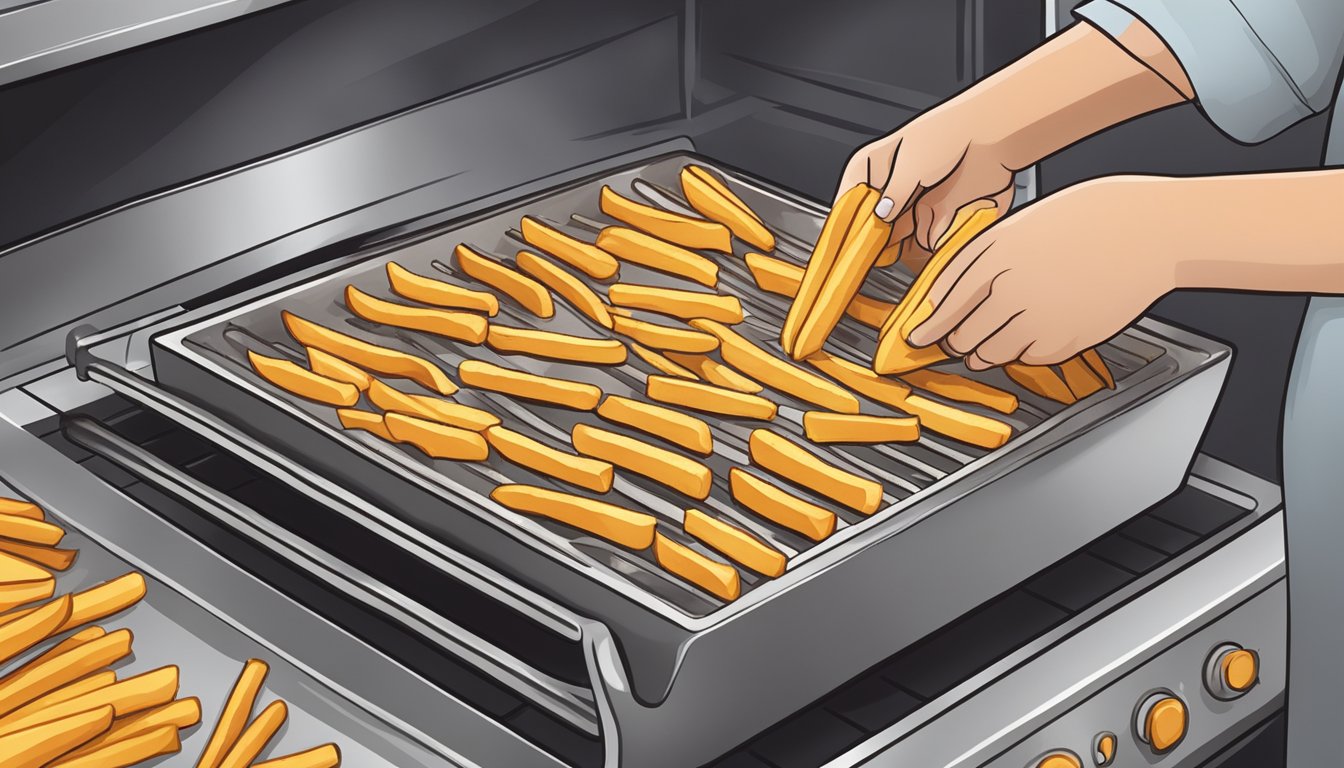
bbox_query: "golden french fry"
[900,369,1019,414]
[0,573,144,633]
[782,183,872,352]
[385,262,499,316]
[611,315,718,354]
[217,699,286,768]
[0,704,114,768]
[51,723,180,768]
[1081,348,1115,389]
[282,312,457,396]
[0,666,178,737]
[654,534,739,601]
[684,509,786,578]
[905,395,1012,449]
[22,627,105,670]
[335,409,394,441]
[807,351,911,403]
[367,380,499,431]
[62,697,199,762]
[607,284,743,324]
[306,348,372,392]
[1004,363,1076,404]
[458,360,602,410]
[749,430,883,515]
[0,581,55,614]
[0,628,132,717]
[629,343,698,379]
[597,395,713,455]
[454,245,553,318]
[515,251,613,329]
[0,542,74,573]
[12,670,115,716]
[681,165,774,252]
[485,326,627,365]
[663,352,762,394]
[599,186,732,253]
[384,413,489,461]
[1059,356,1106,399]
[690,320,861,413]
[874,238,901,268]
[744,252,894,330]
[253,744,343,768]
[247,351,359,407]
[485,427,614,493]
[519,217,619,280]
[595,227,719,287]
[791,190,892,359]
[646,376,776,421]
[196,659,267,768]
[803,412,919,444]
[490,485,657,549]
[344,286,487,344]
[0,551,52,587]
[0,595,71,665]
[0,500,42,521]
[729,469,835,542]
[874,207,998,374]
[571,425,713,499]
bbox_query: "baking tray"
[129,150,1230,765]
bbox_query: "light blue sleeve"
[1075,0,1344,143]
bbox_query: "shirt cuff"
[1075,0,1314,144]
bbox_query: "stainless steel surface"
[0,0,299,86]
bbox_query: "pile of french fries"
[0,494,340,767]
[243,163,1112,603]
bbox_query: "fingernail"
[907,324,931,347]
[874,197,895,220]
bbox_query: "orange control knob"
[1206,644,1260,700]
[1093,732,1117,765]
[1037,752,1082,768]
[1137,693,1188,753]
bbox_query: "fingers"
[964,316,1033,370]
[944,295,1019,357]
[905,236,998,348]
[836,137,897,204]
[876,155,921,224]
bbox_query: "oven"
[0,2,1295,767]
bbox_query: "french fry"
[253,744,342,768]
[874,207,998,375]
[791,189,892,359]
[2,542,73,576]
[217,699,286,768]
[0,628,133,717]
[196,659,267,768]
[744,252,894,330]
[654,534,740,601]
[386,261,500,316]
[0,704,114,768]
[629,343,698,379]
[458,360,602,410]
[1004,363,1076,404]
[485,326,628,365]
[23,627,106,670]
[61,697,200,761]
[729,469,836,542]
[1059,356,1106,399]
[597,395,713,455]
[680,165,774,252]
[690,320,861,413]
[0,515,63,549]
[0,573,144,633]
[900,369,1019,414]
[599,186,733,253]
[335,409,394,441]
[0,595,71,665]
[306,348,372,392]
[0,551,52,587]
[485,427,614,493]
[247,352,360,407]
[0,665,178,736]
[384,414,489,461]
[607,284,743,324]
[684,509,786,578]
[519,217,619,280]
[803,412,920,444]
[807,351,912,403]
[52,723,179,767]
[344,286,487,344]
[611,315,718,354]
[490,485,657,549]
[282,312,457,396]
[749,430,883,515]
[595,227,719,287]
[902,395,1013,449]
[782,183,872,352]
[571,425,713,500]
[454,245,554,318]
[0,581,55,614]
[646,376,776,420]
[663,352,763,394]
[12,670,116,715]
[366,380,499,431]
[515,251,613,329]
[0,500,41,521]
[874,237,901,268]
[1081,348,1116,389]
